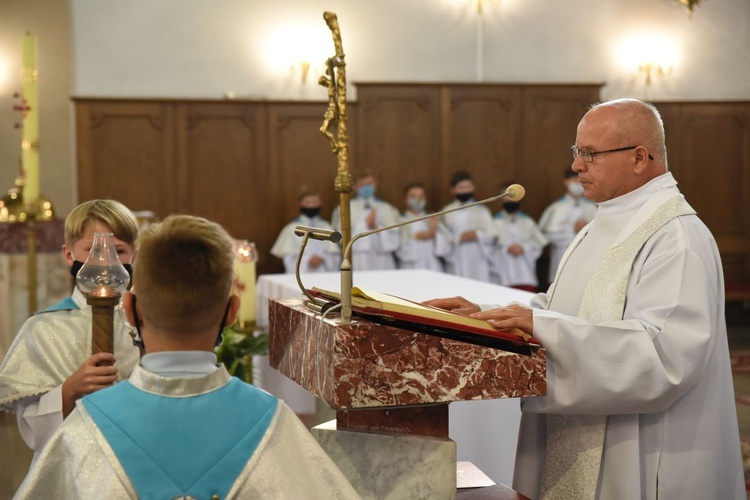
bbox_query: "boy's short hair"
[65,200,139,247]
[133,215,235,334]
[297,186,320,201]
[403,182,424,196]
[450,171,472,187]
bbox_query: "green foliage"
[215,323,269,384]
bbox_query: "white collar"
[140,351,219,377]
[597,172,677,215]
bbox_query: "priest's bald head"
[124,215,240,353]
[572,98,668,204]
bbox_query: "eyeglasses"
[571,145,654,163]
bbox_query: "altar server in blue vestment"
[15,215,358,500]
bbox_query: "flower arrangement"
[215,323,269,384]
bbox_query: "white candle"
[234,240,257,326]
[21,32,40,205]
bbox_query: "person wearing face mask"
[538,169,597,287]
[396,183,444,271]
[331,170,400,271]
[489,182,548,292]
[0,199,140,470]
[271,188,340,273]
[435,171,497,281]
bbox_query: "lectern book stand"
[268,297,546,499]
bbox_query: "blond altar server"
[271,189,339,273]
[425,99,744,500]
[490,188,548,292]
[397,183,444,271]
[437,171,496,282]
[538,169,597,285]
[15,215,358,500]
[0,200,140,467]
[331,171,400,271]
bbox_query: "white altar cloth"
[255,269,535,486]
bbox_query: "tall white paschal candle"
[21,32,40,205]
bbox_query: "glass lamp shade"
[76,232,130,297]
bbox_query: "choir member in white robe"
[270,191,340,273]
[0,200,140,467]
[437,171,496,282]
[490,199,548,292]
[331,172,400,271]
[15,215,358,500]
[396,183,444,271]
[424,99,744,500]
[538,170,597,285]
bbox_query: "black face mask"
[300,207,321,218]
[71,260,133,280]
[504,202,521,213]
[455,192,473,203]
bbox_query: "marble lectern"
[268,297,546,499]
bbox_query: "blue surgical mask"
[358,184,376,199]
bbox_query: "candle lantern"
[233,240,258,331]
[76,232,130,365]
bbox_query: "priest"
[15,215,358,499]
[425,99,744,499]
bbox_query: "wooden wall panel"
[520,85,601,219]
[175,103,274,273]
[356,85,442,212]
[76,101,175,218]
[441,86,521,203]
[74,92,750,287]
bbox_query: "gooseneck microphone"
[293,225,343,312]
[337,184,525,323]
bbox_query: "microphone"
[338,183,526,323]
[294,225,342,243]
[292,225,343,312]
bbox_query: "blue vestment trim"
[494,211,529,220]
[36,296,78,315]
[83,377,278,500]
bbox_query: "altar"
[255,269,540,487]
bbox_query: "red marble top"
[268,297,546,409]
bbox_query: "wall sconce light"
[265,22,330,85]
[619,34,678,86]
[638,62,672,86]
[291,61,312,84]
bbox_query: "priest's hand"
[308,254,325,268]
[470,303,533,336]
[62,353,118,417]
[421,296,480,316]
[459,230,478,243]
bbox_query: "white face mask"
[567,181,584,198]
[407,197,426,212]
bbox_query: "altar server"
[332,170,400,270]
[538,169,597,286]
[490,184,547,291]
[396,183,444,271]
[0,200,140,466]
[425,99,744,499]
[437,171,496,281]
[271,188,339,273]
[15,215,358,500]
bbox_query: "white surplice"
[270,215,340,273]
[490,211,548,288]
[332,196,400,271]
[437,200,496,282]
[511,173,744,499]
[538,194,597,284]
[0,288,139,466]
[396,210,444,272]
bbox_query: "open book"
[309,287,540,347]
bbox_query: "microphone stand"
[339,184,525,324]
[293,225,342,313]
